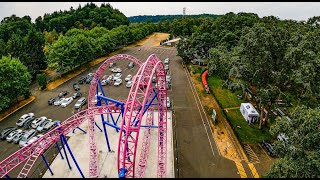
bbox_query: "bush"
[37,73,47,89]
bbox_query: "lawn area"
[205,74,273,144]
[225,109,273,144]
[207,75,243,108]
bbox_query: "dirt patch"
[42,69,56,76]
[0,96,36,122]
[46,66,87,90]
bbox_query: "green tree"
[266,106,320,178]
[0,56,31,111]
[37,73,47,89]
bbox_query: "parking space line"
[258,144,272,161]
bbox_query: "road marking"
[184,68,221,156]
[248,163,260,178]
[183,67,216,157]
[235,161,248,178]
[258,143,272,161]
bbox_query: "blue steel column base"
[95,122,103,132]
[5,174,10,178]
[41,154,54,176]
[72,127,87,134]
[119,168,127,178]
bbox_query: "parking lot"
[0,34,239,178]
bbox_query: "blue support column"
[103,121,121,130]
[41,154,54,176]
[60,136,72,170]
[5,174,10,178]
[56,121,72,170]
[140,125,158,128]
[118,168,127,178]
[72,127,87,134]
[95,122,103,132]
[61,134,85,178]
[55,142,64,159]
[134,92,158,127]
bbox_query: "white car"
[31,117,47,129]
[101,79,109,86]
[126,80,133,88]
[60,97,73,107]
[114,79,122,86]
[54,98,65,106]
[164,58,170,64]
[125,75,132,82]
[37,119,52,132]
[107,74,114,81]
[6,129,23,142]
[92,92,103,105]
[113,73,122,80]
[166,97,171,108]
[16,113,35,127]
[24,134,43,147]
[111,68,121,73]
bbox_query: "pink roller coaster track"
[0,54,168,178]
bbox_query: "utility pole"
[183,7,186,17]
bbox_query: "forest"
[0,3,319,177]
[128,14,221,23]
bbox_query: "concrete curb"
[0,96,36,122]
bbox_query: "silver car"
[6,129,23,142]
[19,129,36,147]
[37,119,52,132]
[12,130,26,143]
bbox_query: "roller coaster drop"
[0,54,168,178]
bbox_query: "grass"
[225,109,273,144]
[207,75,243,108]
[206,74,273,144]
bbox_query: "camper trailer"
[240,103,259,124]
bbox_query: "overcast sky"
[0,2,319,22]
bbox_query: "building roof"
[164,38,181,43]
[241,103,259,115]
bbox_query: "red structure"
[201,70,210,94]
[0,54,168,178]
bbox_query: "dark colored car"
[23,118,34,130]
[72,92,82,99]
[86,76,93,84]
[48,98,55,105]
[0,127,17,140]
[58,91,68,98]
[78,76,86,84]
[73,83,80,91]
[261,140,276,157]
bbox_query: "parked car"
[164,58,170,64]
[72,92,82,99]
[128,62,135,69]
[113,73,122,80]
[166,97,171,108]
[12,130,26,143]
[107,74,114,81]
[0,127,17,140]
[111,68,121,73]
[25,134,44,147]
[86,76,93,84]
[43,121,56,132]
[73,83,80,91]
[87,73,95,78]
[92,92,103,105]
[102,75,109,80]
[60,97,73,107]
[16,113,35,127]
[48,98,55,105]
[6,129,23,142]
[114,79,122,86]
[74,97,87,110]
[78,76,87,84]
[165,64,169,71]
[54,98,65,106]
[58,91,68,98]
[261,140,276,157]
[23,118,34,130]
[125,74,132,82]
[166,75,171,83]
[152,76,156,83]
[126,80,133,88]
[19,129,36,147]
[31,117,47,129]
[109,62,116,68]
[101,79,109,86]
[37,119,52,132]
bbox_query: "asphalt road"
[0,41,239,178]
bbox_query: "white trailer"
[240,103,259,124]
